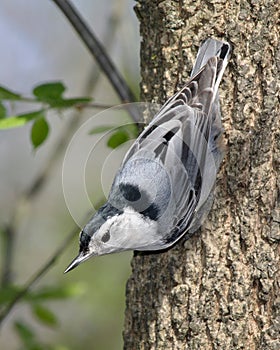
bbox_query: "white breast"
[109,207,160,251]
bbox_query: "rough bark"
[124,1,280,349]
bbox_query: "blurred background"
[0,0,140,349]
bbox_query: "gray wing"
[109,39,230,248]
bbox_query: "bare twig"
[0,4,126,326]
[0,225,15,287]
[51,0,141,123]
[82,2,122,95]
[52,0,141,122]
[75,102,116,110]
[0,224,79,327]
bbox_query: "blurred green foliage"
[0,2,140,348]
[0,83,139,151]
[0,283,85,349]
[89,123,138,149]
[0,82,91,149]
[0,80,137,350]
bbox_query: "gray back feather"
[109,38,231,248]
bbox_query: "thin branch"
[25,18,125,199]
[51,0,141,123]
[0,225,15,287]
[53,0,141,123]
[0,196,106,327]
[0,1,121,283]
[75,102,116,110]
[0,6,125,324]
[82,2,122,95]
[0,224,79,327]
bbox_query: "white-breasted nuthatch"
[64,38,231,273]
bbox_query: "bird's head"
[64,201,158,273]
[64,203,122,273]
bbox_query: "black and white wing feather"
[111,38,231,250]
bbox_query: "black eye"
[101,231,110,243]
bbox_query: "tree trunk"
[123,1,280,349]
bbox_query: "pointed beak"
[64,252,89,274]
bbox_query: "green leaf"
[0,102,7,118]
[14,321,48,350]
[123,123,138,138]
[29,284,85,301]
[0,86,22,100]
[33,82,65,101]
[31,116,49,149]
[32,82,91,108]
[0,110,44,129]
[88,125,116,135]
[0,284,82,305]
[107,130,130,149]
[14,321,35,346]
[32,304,57,327]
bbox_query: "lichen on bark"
[124,1,280,349]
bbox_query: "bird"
[64,38,231,273]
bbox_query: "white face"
[88,207,159,255]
